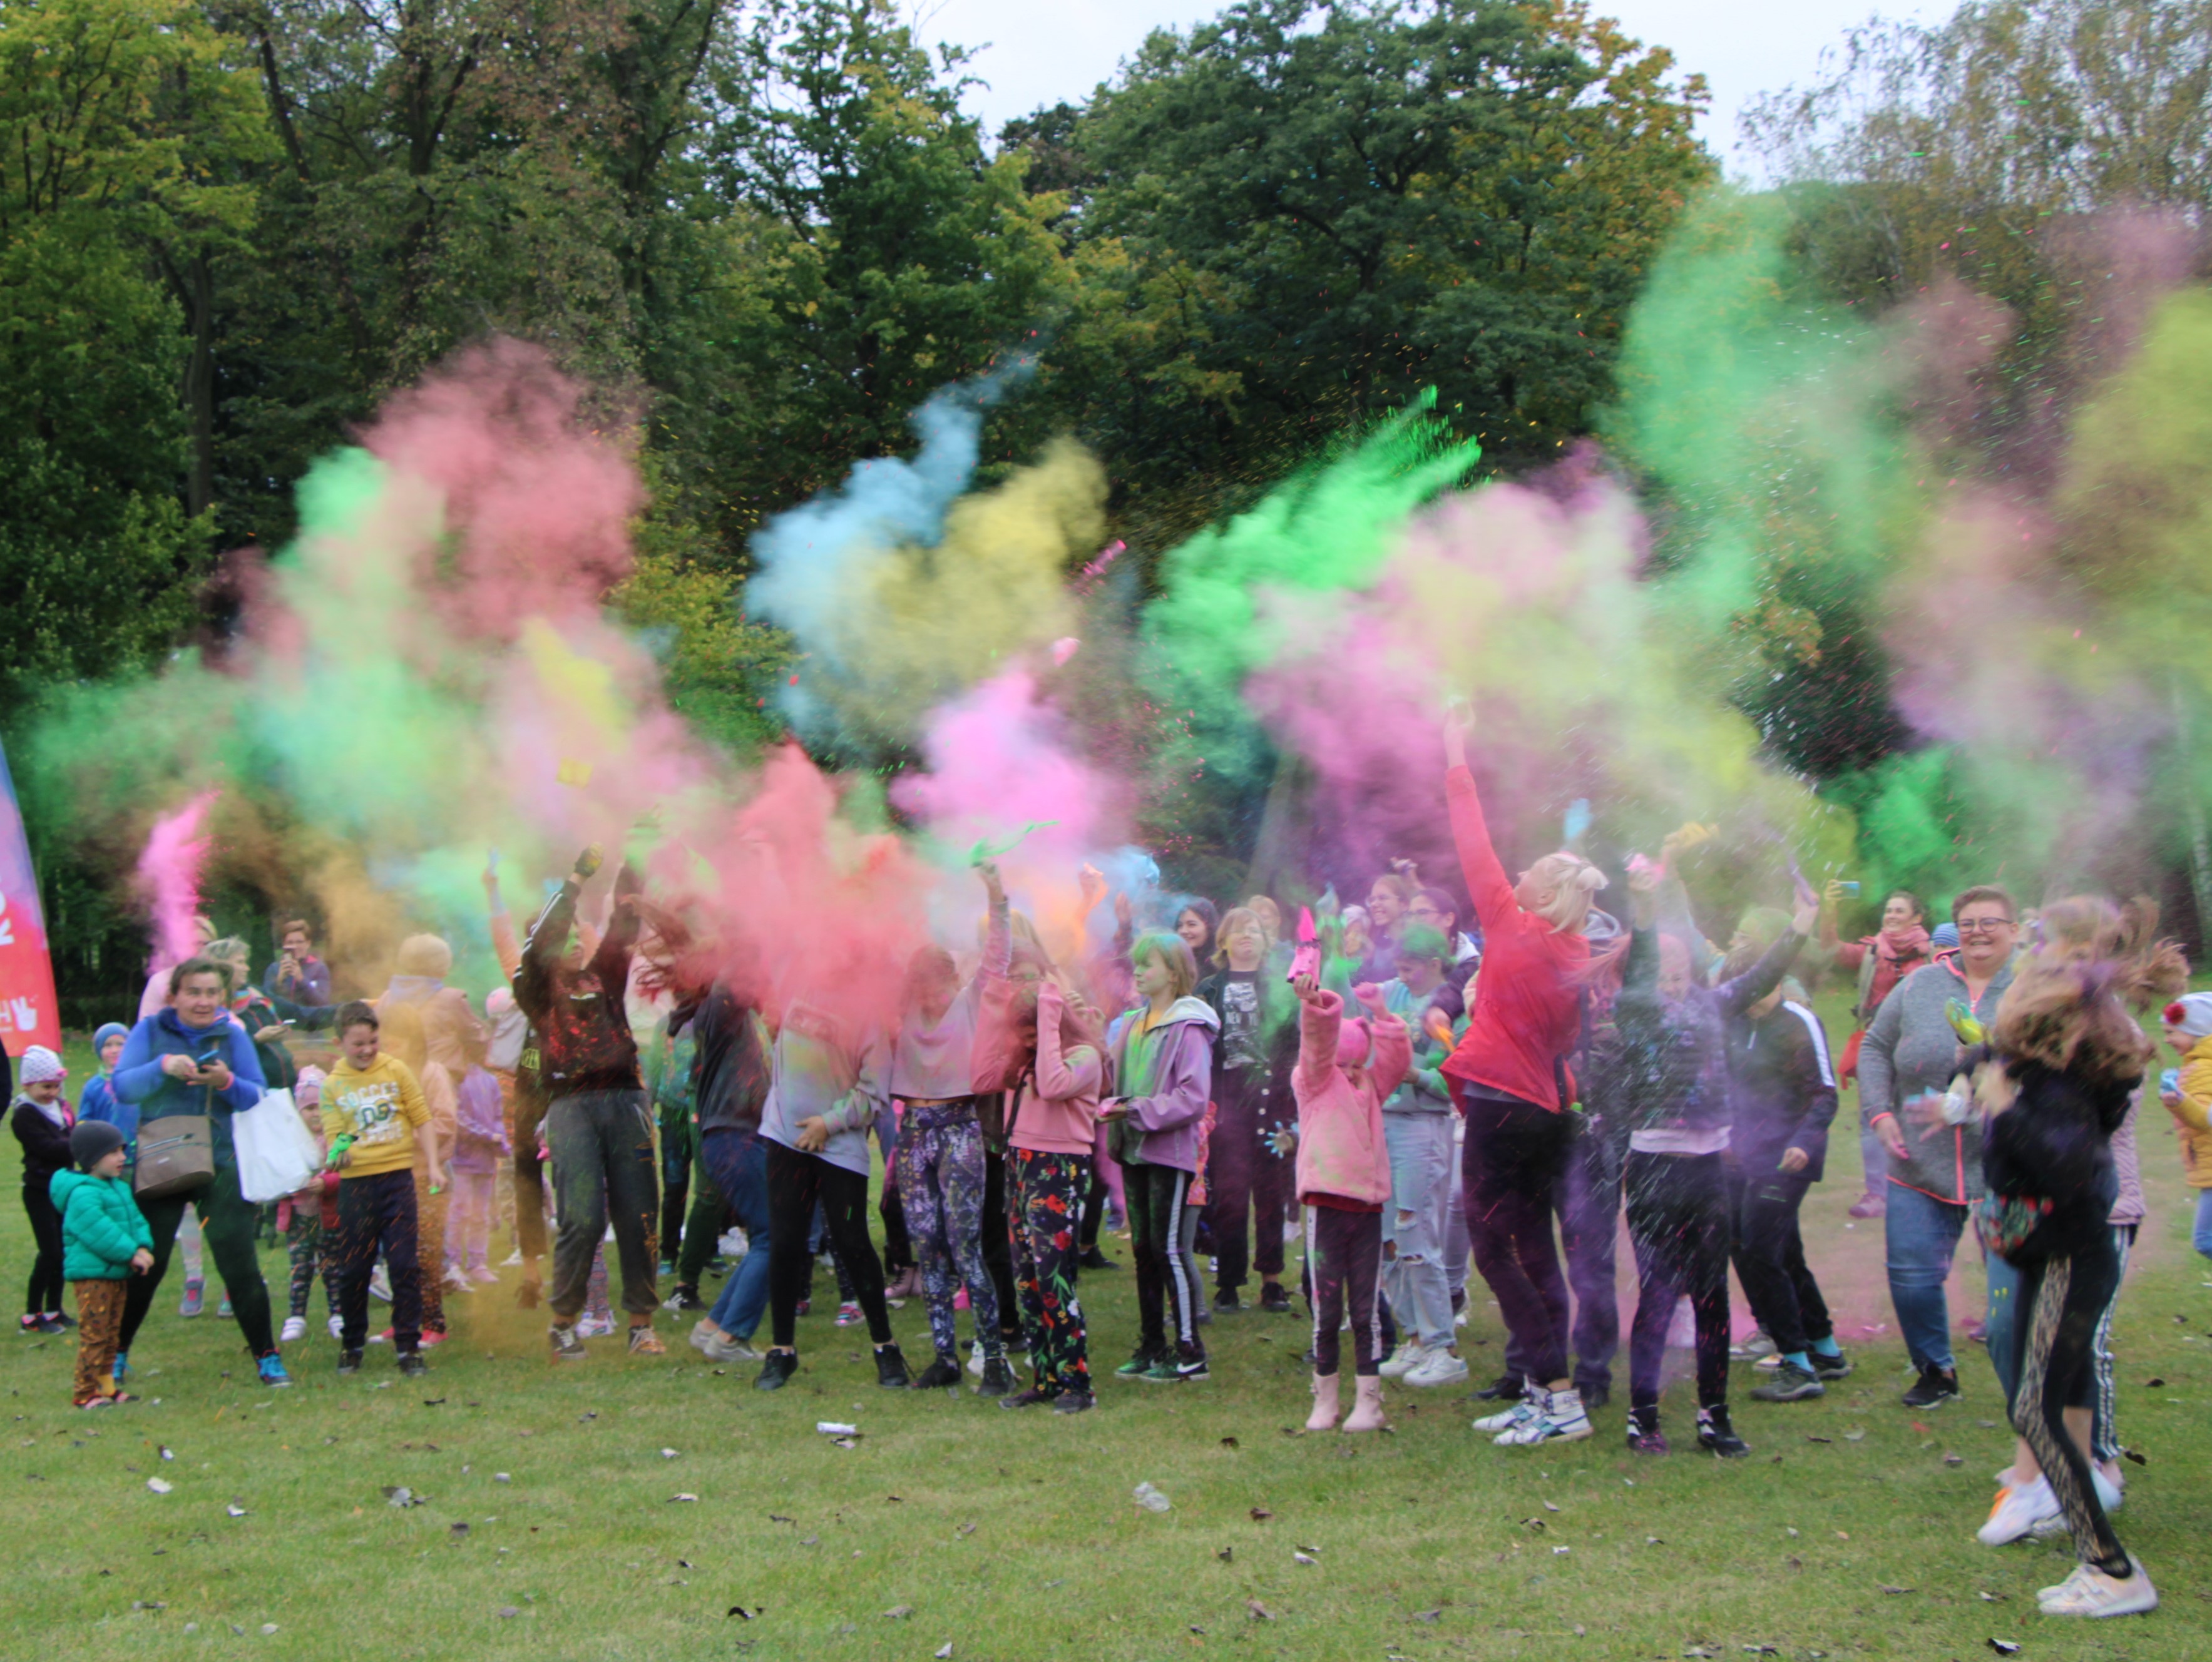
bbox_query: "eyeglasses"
[1956,916,2015,936]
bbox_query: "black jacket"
[1979,1056,2135,1264]
[12,1099,72,1190]
[1725,998,1838,1181]
[687,981,770,1138]
[516,864,643,1096]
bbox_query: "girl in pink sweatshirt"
[1281,976,1410,1432]
[998,976,1109,1412]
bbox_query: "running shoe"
[1404,1349,1470,1389]
[279,1315,307,1343]
[548,1323,588,1361]
[911,1355,964,1390]
[1696,1404,1749,1457]
[1378,1340,1426,1380]
[1902,1364,1959,1408]
[627,1325,666,1356]
[1496,1387,1592,1446]
[257,1354,293,1388]
[2037,1557,2158,1618]
[177,1280,205,1318]
[1750,1362,1826,1403]
[755,1350,797,1390]
[1978,1476,2059,1545]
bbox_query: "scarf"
[13,1093,71,1131]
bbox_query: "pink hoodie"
[1292,988,1410,1209]
[1009,981,1107,1156]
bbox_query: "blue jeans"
[1884,1181,1967,1374]
[2194,1189,2212,1260]
[700,1128,772,1342]
[1384,1114,1455,1349]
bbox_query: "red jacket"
[1438,765,1588,1111]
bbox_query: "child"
[1612,865,1814,1457]
[322,1002,443,1376]
[51,1121,153,1405]
[12,1045,75,1334]
[74,1024,135,1146]
[446,1064,509,1285]
[279,1067,341,1343]
[1279,976,1408,1432]
[2158,993,2212,1267]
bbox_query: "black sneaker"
[755,1350,798,1391]
[667,1284,707,1313]
[48,1312,78,1330]
[1258,1282,1293,1314]
[978,1358,1016,1397]
[1213,1288,1244,1313]
[1626,1405,1667,1454]
[1172,1348,1210,1383]
[548,1322,588,1362]
[1577,1380,1612,1412]
[1696,1404,1750,1458]
[1114,1348,1157,1380]
[397,1351,428,1378]
[1473,1374,1522,1402]
[999,1386,1053,1410]
[1078,1247,1119,1272]
[38,1314,68,1335]
[1811,1348,1853,1381]
[1750,1362,1825,1403]
[911,1355,963,1391]
[1052,1389,1096,1415]
[1901,1364,1959,1408]
[336,1349,364,1375]
[874,1343,912,1389]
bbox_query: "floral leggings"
[898,1103,1001,1362]
[1008,1148,1092,1395]
[286,1205,341,1320]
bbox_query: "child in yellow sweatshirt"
[2157,994,2212,1265]
[323,1002,444,1375]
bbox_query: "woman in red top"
[1440,710,1607,1442]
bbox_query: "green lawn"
[7,1032,2208,1660]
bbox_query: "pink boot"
[1306,1371,1340,1432]
[1344,1374,1389,1433]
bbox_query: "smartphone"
[1837,880,1863,897]
[2161,1068,2181,1097]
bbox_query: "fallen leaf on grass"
[955,1522,975,1538]
[767,1514,794,1524]
[496,1609,520,1620]
[449,1523,469,1539]
[1543,1500,1560,1512]
[1805,1436,1833,1444]
[1943,1453,1965,1467]
[883,1605,913,1620]
[1412,1609,1441,1623]
[1247,1599,1274,1622]
[1843,1429,1865,1442]
[1879,1584,1913,1596]
[2122,1449,2147,1466]
[383,1487,425,1508]
[670,1494,698,1504]
[421,1398,446,1407]
[1249,1507,1273,1521]
[1220,1437,1239,1449]
[2144,1378,2164,1389]
[726,1606,758,1621]
[1217,1547,1232,1563]
[800,1536,819,1547]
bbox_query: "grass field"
[6,1017,2208,1661]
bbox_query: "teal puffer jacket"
[50,1169,154,1280]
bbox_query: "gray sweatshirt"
[1857,952,2015,1204]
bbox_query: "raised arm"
[1034,982,1102,1101]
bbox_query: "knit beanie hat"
[2163,993,2212,1043]
[19,1046,66,1085]
[1930,922,1960,951]
[69,1119,125,1170]
[93,1021,130,1056]
[295,1064,325,1109]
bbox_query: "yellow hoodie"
[322,1053,432,1180]
[2165,1034,2212,1189]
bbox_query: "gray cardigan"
[1857,953,2015,1204]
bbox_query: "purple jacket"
[1107,996,1219,1174]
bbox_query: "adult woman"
[1439,708,1605,1447]
[1103,932,1218,1384]
[1957,902,2169,1616]
[1358,870,1414,982]
[111,958,289,1385]
[1858,885,2019,1408]
[1174,898,1220,967]
[1819,884,1933,1218]
[1196,907,1296,1314]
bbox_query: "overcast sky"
[910,0,1939,172]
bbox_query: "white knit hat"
[18,1046,66,1084]
[2163,993,2212,1043]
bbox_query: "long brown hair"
[1991,894,2186,1084]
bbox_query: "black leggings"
[1306,1204,1383,1377]
[981,1148,1019,1343]
[766,1140,891,1349]
[1626,1150,1730,1410]
[1206,1069,1293,1293]
[121,1169,278,1358]
[1460,1089,1574,1384]
[1729,1164,1833,1357]
[2009,1237,2128,1575]
[23,1182,64,1316]
[1125,1163,1202,1361]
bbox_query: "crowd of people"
[11,715,2203,1621]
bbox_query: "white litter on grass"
[816,1422,858,1436]
[1133,1482,1170,1512]
[146,1477,173,1494]
[670,1493,699,1503]
[660,1448,678,1459]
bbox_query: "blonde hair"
[1132,931,1199,1002]
[1991,894,2186,1085]
[1523,852,1607,934]
[1212,906,1264,970]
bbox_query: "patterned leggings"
[287,1207,341,1320]
[898,1104,1000,1361]
[1008,1149,1091,1395]
[71,1280,126,1405]
[1306,1204,1385,1377]
[2010,1238,2129,1575]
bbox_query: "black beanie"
[70,1119,126,1171]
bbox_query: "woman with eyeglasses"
[1858,885,2021,1409]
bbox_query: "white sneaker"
[968,1339,986,1378]
[576,1315,615,1339]
[2029,1466,2126,1536]
[1978,1476,2059,1544]
[1495,1386,1593,1446]
[369,1266,392,1303]
[442,1268,471,1295]
[1405,1349,1470,1389]
[2038,1556,2157,1618]
[1379,1342,1427,1380]
[1472,1384,1539,1433]
[499,1250,523,1268]
[327,1315,344,1340]
[279,1316,307,1343]
[1729,1328,1777,1362]
[702,1332,762,1364]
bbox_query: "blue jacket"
[77,1073,136,1143]
[114,1009,266,1165]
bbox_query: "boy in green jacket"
[53,1121,155,1407]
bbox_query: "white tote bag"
[233,1087,325,1203]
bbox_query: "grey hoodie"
[1857,951,2015,1204]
